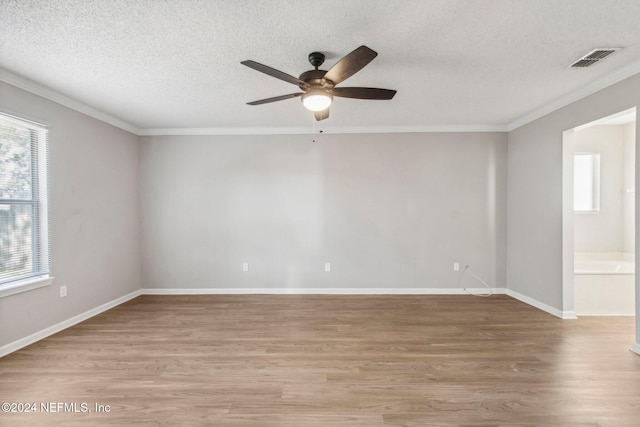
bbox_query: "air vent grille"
[570,48,620,68]
[571,59,599,68]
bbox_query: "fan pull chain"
[312,113,316,142]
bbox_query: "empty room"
[1,1,640,425]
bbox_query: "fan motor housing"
[298,69,334,91]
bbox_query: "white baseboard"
[577,312,635,317]
[141,287,507,295]
[506,289,577,319]
[0,289,141,358]
[631,343,640,356]
[1,286,577,358]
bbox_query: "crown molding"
[139,124,507,136]
[0,67,141,135]
[4,59,640,137]
[507,58,640,131]
[1,68,506,136]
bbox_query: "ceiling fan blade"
[247,93,303,105]
[323,46,378,85]
[333,87,396,100]
[241,60,309,88]
[314,108,330,121]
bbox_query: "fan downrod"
[308,52,325,69]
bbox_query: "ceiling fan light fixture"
[302,88,332,112]
[242,46,395,121]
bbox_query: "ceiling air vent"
[570,48,621,68]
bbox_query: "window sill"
[0,275,55,298]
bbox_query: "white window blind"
[0,112,50,286]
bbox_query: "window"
[0,112,52,297]
[574,152,600,213]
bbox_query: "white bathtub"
[574,252,635,316]
[574,252,635,275]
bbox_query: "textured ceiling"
[1,0,640,133]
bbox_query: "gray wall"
[3,69,638,350]
[506,73,639,320]
[140,132,507,291]
[0,82,141,347]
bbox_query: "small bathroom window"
[574,152,600,213]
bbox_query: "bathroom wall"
[623,121,636,254]
[573,125,625,253]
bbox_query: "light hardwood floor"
[1,294,639,426]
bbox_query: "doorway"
[563,108,636,316]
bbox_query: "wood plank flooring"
[1,294,639,426]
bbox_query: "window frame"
[573,151,601,214]
[0,112,54,298]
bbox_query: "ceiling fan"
[241,46,396,121]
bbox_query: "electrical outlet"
[453,262,460,272]
[242,262,249,272]
[60,285,67,298]
[324,262,331,272]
